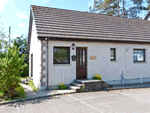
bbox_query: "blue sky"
[0,0,94,39]
[0,0,148,40]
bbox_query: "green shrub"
[13,36,29,77]
[28,80,37,92]
[20,76,29,80]
[92,73,102,80]
[15,85,26,98]
[0,91,4,98]
[0,46,26,100]
[2,85,26,101]
[20,64,29,77]
[58,83,68,90]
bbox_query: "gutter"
[45,37,49,90]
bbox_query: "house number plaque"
[89,55,97,60]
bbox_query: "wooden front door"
[76,47,87,79]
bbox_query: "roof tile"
[31,5,150,42]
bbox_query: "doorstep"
[75,79,101,83]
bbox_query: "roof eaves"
[27,6,34,53]
[37,35,150,43]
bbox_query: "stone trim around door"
[40,40,47,89]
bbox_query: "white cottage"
[28,5,150,90]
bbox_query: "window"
[133,49,145,62]
[54,47,70,64]
[110,48,116,61]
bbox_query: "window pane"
[54,47,70,64]
[83,50,85,66]
[80,50,83,66]
[110,49,115,60]
[133,50,145,62]
[111,50,114,59]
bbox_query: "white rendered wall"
[48,40,150,86]
[147,16,150,21]
[29,20,41,88]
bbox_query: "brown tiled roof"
[31,5,150,43]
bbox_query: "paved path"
[21,84,37,98]
[1,88,150,113]
[21,84,33,92]
[21,84,76,99]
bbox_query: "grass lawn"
[28,80,38,92]
[20,76,29,80]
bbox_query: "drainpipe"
[121,71,124,85]
[45,37,49,90]
[124,44,127,82]
[124,44,131,85]
[140,71,142,84]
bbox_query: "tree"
[13,36,29,77]
[0,24,9,58]
[0,46,26,99]
[89,0,123,16]
[0,24,29,77]
[89,0,150,19]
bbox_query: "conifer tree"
[0,46,26,99]
[89,0,150,18]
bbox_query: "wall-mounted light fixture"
[71,43,75,50]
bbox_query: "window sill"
[53,64,71,66]
[110,60,117,62]
[133,62,147,64]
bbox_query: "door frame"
[76,47,87,79]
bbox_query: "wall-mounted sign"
[89,55,97,60]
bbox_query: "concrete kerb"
[1,84,149,105]
[111,82,150,86]
[0,90,76,106]
[107,85,150,91]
